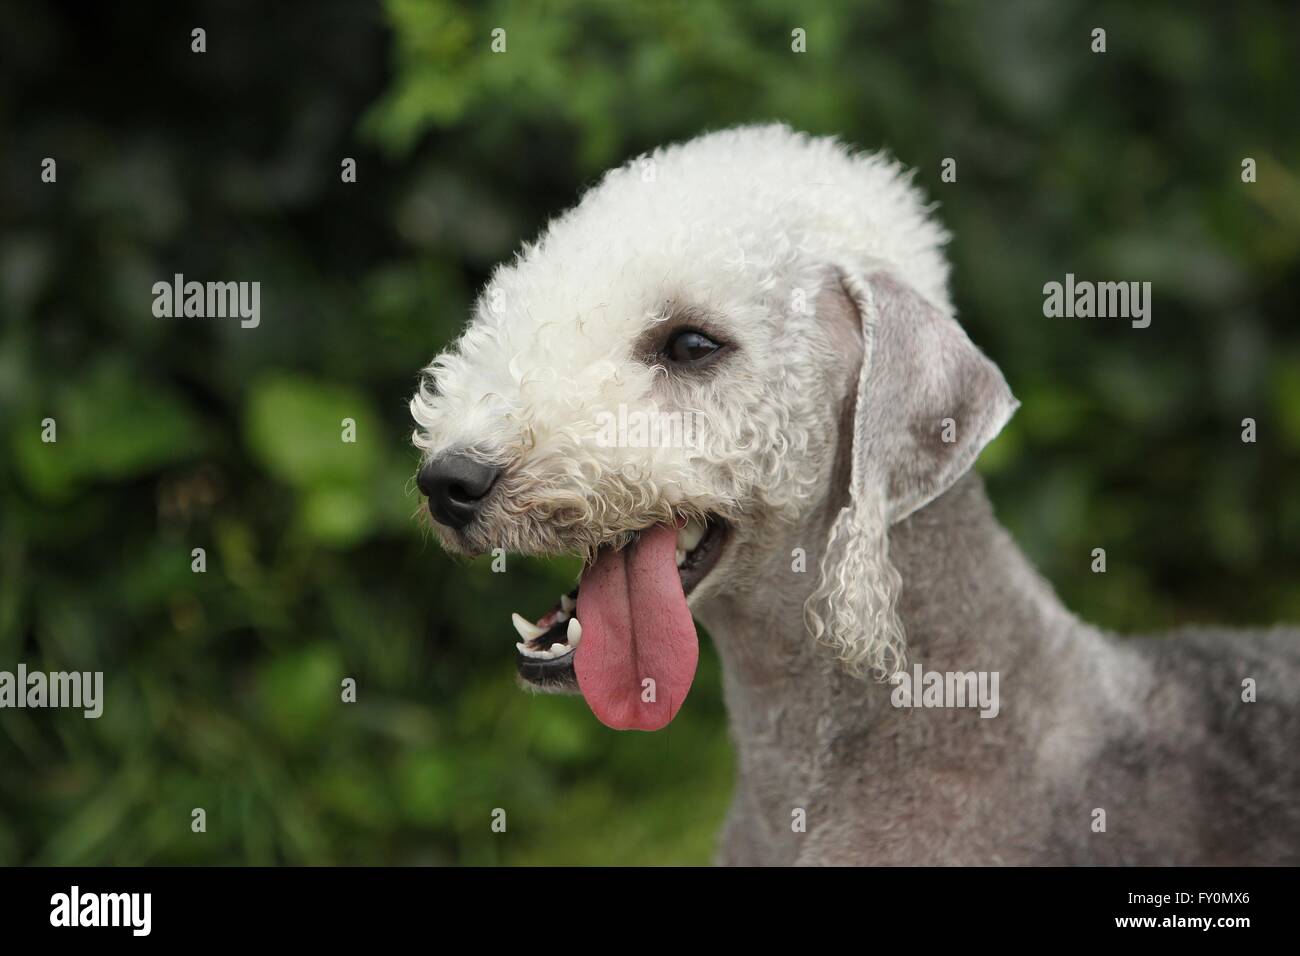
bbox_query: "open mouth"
[512,515,728,729]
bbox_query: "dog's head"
[410,124,1016,730]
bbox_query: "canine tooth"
[567,617,582,646]
[511,613,547,642]
[678,518,706,552]
[561,593,576,613]
[675,548,686,567]
[549,642,567,655]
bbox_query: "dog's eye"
[665,329,722,365]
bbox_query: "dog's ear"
[806,269,1017,677]
[841,270,1018,522]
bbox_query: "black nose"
[418,452,501,530]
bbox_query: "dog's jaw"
[510,515,731,697]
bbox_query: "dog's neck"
[699,472,1079,857]
[706,471,1068,684]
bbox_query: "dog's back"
[1120,626,1300,863]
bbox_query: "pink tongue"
[574,524,699,731]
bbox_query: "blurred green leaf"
[245,375,381,487]
[11,360,204,498]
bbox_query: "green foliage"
[0,0,1296,864]
[12,359,205,499]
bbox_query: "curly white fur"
[411,123,956,670]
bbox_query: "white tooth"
[678,518,706,552]
[561,593,576,613]
[567,617,582,646]
[516,642,528,654]
[675,548,686,567]
[511,612,547,642]
[555,610,570,624]
[549,643,567,656]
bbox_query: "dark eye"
[666,329,722,365]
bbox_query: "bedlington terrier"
[410,124,1300,865]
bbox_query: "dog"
[410,124,1300,864]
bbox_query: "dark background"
[1,0,1297,864]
